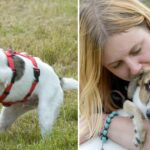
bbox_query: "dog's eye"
[145,82,150,92]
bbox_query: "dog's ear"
[127,73,143,99]
[143,67,150,73]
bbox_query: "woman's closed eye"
[130,47,141,56]
[111,61,122,69]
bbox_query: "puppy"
[80,68,150,150]
[124,67,150,149]
[0,48,78,137]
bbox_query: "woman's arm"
[108,116,150,150]
[80,114,150,149]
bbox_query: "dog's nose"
[146,109,150,119]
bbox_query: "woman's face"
[103,26,150,81]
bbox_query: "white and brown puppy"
[80,68,150,150]
[124,67,150,149]
[0,48,78,137]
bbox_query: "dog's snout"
[146,109,150,119]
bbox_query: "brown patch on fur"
[138,68,150,104]
[127,67,150,104]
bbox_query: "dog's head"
[128,67,150,119]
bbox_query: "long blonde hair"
[80,0,150,138]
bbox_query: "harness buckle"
[6,50,16,57]
[33,68,40,82]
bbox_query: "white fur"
[0,48,78,137]
[60,77,78,90]
[133,87,147,118]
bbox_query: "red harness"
[0,50,40,107]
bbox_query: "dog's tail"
[59,77,78,91]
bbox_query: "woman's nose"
[127,59,142,77]
[130,64,142,76]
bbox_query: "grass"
[144,0,150,6]
[0,0,77,150]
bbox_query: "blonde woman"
[80,0,150,149]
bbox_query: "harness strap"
[0,51,16,104]
[15,52,40,103]
[15,52,40,82]
[0,50,40,107]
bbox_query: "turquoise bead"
[101,136,107,143]
[104,123,109,129]
[109,111,118,118]
[112,111,118,116]
[102,130,108,136]
[106,117,111,123]
[109,113,114,118]
[100,112,118,144]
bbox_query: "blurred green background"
[0,0,77,150]
[144,0,150,6]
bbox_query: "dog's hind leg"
[37,86,64,138]
[0,103,35,132]
[38,87,63,138]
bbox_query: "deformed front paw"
[134,127,146,148]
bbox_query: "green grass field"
[0,0,77,150]
[144,0,150,6]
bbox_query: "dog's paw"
[134,127,146,148]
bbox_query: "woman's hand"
[108,116,150,150]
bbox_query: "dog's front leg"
[123,100,146,150]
